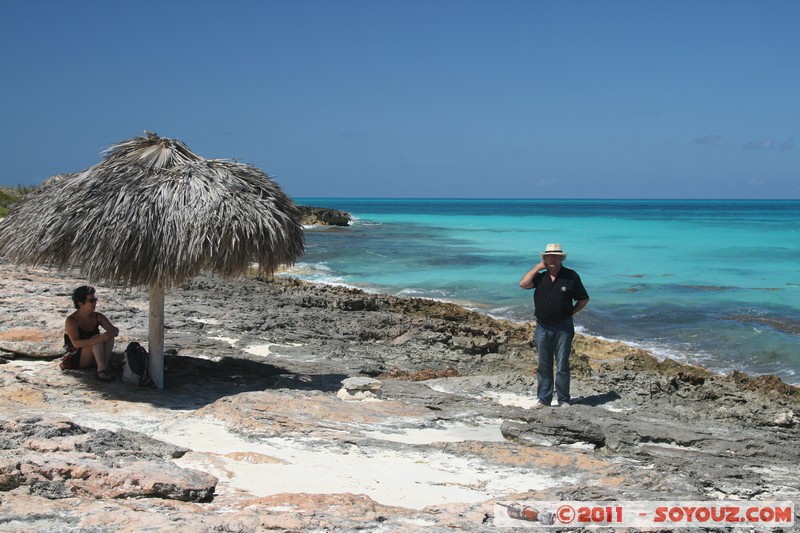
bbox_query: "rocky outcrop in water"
[297,205,352,226]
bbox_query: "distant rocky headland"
[297,205,352,226]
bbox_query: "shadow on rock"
[75,354,348,411]
[573,390,622,406]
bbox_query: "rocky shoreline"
[0,263,797,531]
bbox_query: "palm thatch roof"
[0,132,304,388]
[0,132,304,288]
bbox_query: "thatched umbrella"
[0,132,304,388]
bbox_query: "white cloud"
[742,138,775,150]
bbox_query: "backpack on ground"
[122,341,153,386]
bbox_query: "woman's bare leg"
[77,339,114,372]
[92,340,114,372]
[77,347,96,369]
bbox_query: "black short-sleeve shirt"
[531,266,589,325]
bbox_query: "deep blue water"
[288,199,800,384]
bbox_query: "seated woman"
[62,285,119,381]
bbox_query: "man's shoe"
[531,401,548,409]
[559,400,570,408]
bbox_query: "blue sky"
[1,0,797,199]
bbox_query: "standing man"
[519,243,589,408]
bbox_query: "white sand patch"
[4,359,51,372]
[209,336,238,346]
[150,417,568,509]
[194,354,225,362]
[262,505,297,512]
[244,344,273,357]
[425,382,554,408]
[482,391,546,409]
[190,318,219,325]
[363,419,506,444]
[67,408,189,436]
[564,442,596,451]
[244,342,304,358]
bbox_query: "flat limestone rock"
[341,376,383,391]
[338,376,383,400]
[0,414,217,502]
[0,265,798,532]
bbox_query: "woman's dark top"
[64,313,100,350]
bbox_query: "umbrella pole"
[148,283,165,389]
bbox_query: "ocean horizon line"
[295,197,800,202]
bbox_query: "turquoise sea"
[289,199,800,385]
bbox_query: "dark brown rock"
[297,205,352,226]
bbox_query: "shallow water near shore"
[291,199,800,384]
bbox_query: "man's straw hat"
[541,243,567,259]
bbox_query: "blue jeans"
[534,318,574,405]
